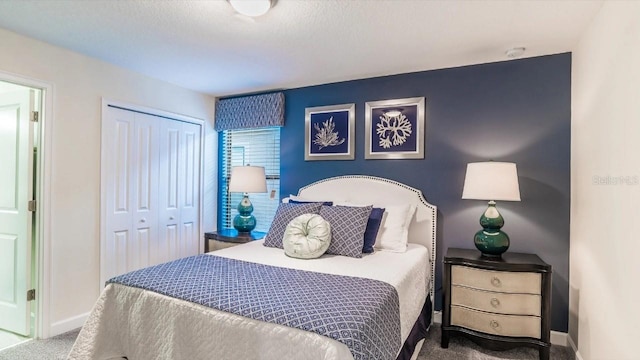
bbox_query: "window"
[219,127,280,232]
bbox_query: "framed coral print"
[365,97,425,159]
[305,103,355,161]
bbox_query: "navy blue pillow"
[289,199,334,206]
[363,207,385,253]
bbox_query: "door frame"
[0,70,54,339]
[100,98,205,287]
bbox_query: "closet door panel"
[132,227,150,271]
[104,107,135,281]
[112,231,129,278]
[163,224,179,264]
[102,105,202,286]
[157,119,182,264]
[180,122,201,258]
[131,113,159,269]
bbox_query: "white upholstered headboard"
[297,175,438,303]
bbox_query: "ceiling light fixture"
[505,47,526,58]
[229,0,272,17]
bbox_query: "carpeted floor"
[419,326,574,360]
[0,329,79,360]
[0,325,574,359]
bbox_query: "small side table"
[441,248,552,360]
[204,229,266,252]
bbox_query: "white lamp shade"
[462,162,521,201]
[229,166,267,193]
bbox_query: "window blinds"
[220,127,281,232]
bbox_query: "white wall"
[0,28,217,336]
[571,2,640,359]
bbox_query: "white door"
[179,122,201,258]
[102,105,202,285]
[103,109,162,280]
[157,119,181,264]
[0,89,34,336]
[103,106,135,280]
[130,113,160,270]
[157,120,201,262]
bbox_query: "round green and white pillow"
[283,213,331,259]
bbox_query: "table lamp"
[229,165,267,233]
[462,162,521,257]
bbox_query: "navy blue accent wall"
[280,53,571,332]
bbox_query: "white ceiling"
[0,0,602,97]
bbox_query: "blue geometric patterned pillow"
[319,205,373,258]
[263,202,323,249]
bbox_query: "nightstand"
[441,248,552,360]
[204,229,266,252]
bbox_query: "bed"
[69,175,437,360]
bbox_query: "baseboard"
[433,310,568,347]
[433,310,442,324]
[49,312,89,338]
[550,331,567,347]
[567,334,584,360]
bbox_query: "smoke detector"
[505,47,526,58]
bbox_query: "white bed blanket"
[69,241,429,360]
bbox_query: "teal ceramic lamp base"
[233,194,256,233]
[474,201,510,258]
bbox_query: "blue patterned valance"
[215,92,285,131]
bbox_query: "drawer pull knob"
[490,320,500,329]
[491,277,502,287]
[490,298,500,308]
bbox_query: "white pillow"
[374,204,416,252]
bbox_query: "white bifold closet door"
[102,106,201,286]
[156,118,201,264]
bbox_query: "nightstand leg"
[539,346,550,360]
[440,328,449,348]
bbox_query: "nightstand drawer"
[452,265,541,294]
[451,305,541,338]
[451,285,541,316]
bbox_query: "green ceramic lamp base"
[474,201,510,257]
[474,229,510,258]
[233,194,256,233]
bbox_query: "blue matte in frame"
[305,103,355,161]
[364,97,425,160]
[309,110,350,155]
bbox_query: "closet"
[100,104,202,286]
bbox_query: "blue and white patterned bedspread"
[108,254,401,360]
